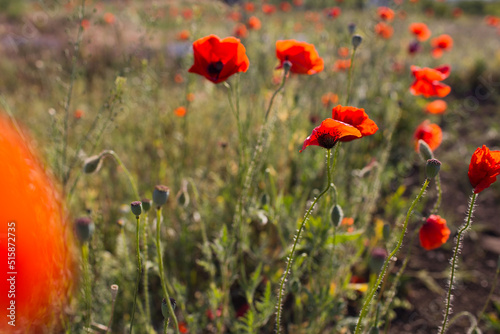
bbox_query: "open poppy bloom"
[377,7,395,21]
[0,114,75,332]
[425,99,447,114]
[331,105,379,141]
[468,145,500,194]
[233,23,248,38]
[409,22,431,41]
[419,215,450,250]
[375,22,394,39]
[276,40,324,75]
[247,16,261,30]
[431,34,453,58]
[189,35,250,84]
[413,120,442,152]
[410,65,451,98]
[300,118,362,152]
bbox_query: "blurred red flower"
[0,114,75,333]
[280,2,292,12]
[103,12,115,25]
[233,23,248,38]
[174,106,187,117]
[244,2,255,12]
[262,4,276,15]
[419,215,450,250]
[275,39,324,75]
[409,22,431,41]
[74,109,84,119]
[377,7,394,21]
[331,105,378,141]
[431,34,453,58]
[338,47,350,58]
[177,29,190,41]
[325,7,341,19]
[301,118,362,152]
[410,65,451,98]
[81,19,90,30]
[485,15,500,27]
[228,11,242,22]
[293,0,304,6]
[189,35,250,84]
[468,145,500,194]
[179,321,189,333]
[182,8,193,20]
[375,22,394,39]
[425,100,447,114]
[248,16,261,30]
[333,59,351,72]
[452,8,463,18]
[321,92,339,108]
[413,120,442,152]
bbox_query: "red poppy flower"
[81,19,90,30]
[409,22,431,41]
[413,120,442,152]
[177,29,190,41]
[431,34,453,58]
[375,22,394,39]
[333,59,351,72]
[244,2,255,12]
[293,0,304,6]
[325,7,341,19]
[276,40,324,75]
[0,115,75,333]
[338,47,350,58]
[280,2,292,12]
[377,7,395,21]
[452,8,463,18]
[247,16,261,30]
[331,105,378,141]
[321,92,339,108]
[425,100,447,114]
[468,145,500,194]
[179,321,189,333]
[182,8,193,20]
[300,118,362,152]
[233,23,248,38]
[419,215,450,250]
[485,15,500,27]
[189,35,250,84]
[262,4,276,15]
[410,65,451,98]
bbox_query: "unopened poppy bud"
[330,204,343,227]
[141,198,152,212]
[177,190,190,207]
[369,247,388,273]
[426,159,441,179]
[153,185,170,207]
[162,297,176,319]
[131,201,142,216]
[260,193,270,207]
[83,154,103,174]
[418,139,434,160]
[348,23,356,35]
[75,217,94,243]
[283,60,292,74]
[352,35,362,49]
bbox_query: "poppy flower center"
[207,61,224,79]
[317,131,338,149]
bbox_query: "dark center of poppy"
[317,131,338,149]
[207,61,224,79]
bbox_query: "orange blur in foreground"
[0,114,75,333]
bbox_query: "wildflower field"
[1,0,500,333]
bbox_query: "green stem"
[130,216,142,333]
[354,178,431,334]
[345,48,357,106]
[81,243,91,329]
[264,67,288,122]
[143,215,151,328]
[439,192,477,334]
[276,149,333,333]
[431,174,442,215]
[62,0,86,188]
[156,208,180,334]
[107,150,140,200]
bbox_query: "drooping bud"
[330,204,344,227]
[131,201,142,216]
[352,35,363,50]
[153,185,170,208]
[426,158,441,179]
[83,154,103,174]
[75,217,95,243]
[141,198,152,212]
[418,139,434,160]
[161,297,176,319]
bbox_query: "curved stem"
[276,149,332,333]
[354,178,431,334]
[107,150,140,200]
[156,208,180,334]
[264,68,288,121]
[439,193,477,334]
[129,216,142,333]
